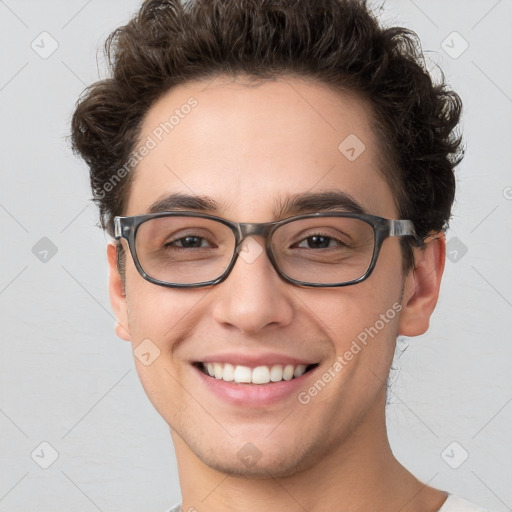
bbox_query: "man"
[71,0,489,510]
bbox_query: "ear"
[398,233,446,337]
[107,242,131,341]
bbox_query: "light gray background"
[0,1,511,511]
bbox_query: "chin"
[200,452,313,479]
[187,432,325,479]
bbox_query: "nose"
[211,236,294,334]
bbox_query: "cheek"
[293,245,405,378]
[296,283,402,352]
[126,280,209,344]
[123,275,207,420]
[122,249,197,338]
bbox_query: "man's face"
[110,76,413,477]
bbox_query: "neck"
[171,390,447,512]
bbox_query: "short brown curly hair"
[71,0,463,270]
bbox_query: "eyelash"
[293,233,348,249]
[165,234,216,249]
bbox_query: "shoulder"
[438,494,494,512]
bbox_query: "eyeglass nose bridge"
[234,221,278,246]
[226,221,286,284]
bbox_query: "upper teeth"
[202,362,308,384]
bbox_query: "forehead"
[125,76,397,220]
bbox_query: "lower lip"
[193,364,318,407]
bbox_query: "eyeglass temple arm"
[389,220,417,238]
[114,217,125,239]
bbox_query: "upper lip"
[195,353,319,367]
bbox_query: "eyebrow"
[146,190,366,218]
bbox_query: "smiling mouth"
[194,362,319,384]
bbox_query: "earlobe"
[114,322,131,341]
[398,234,446,337]
[107,242,131,341]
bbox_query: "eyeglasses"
[114,211,418,288]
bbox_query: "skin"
[107,75,447,512]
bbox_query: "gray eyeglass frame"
[114,211,418,289]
